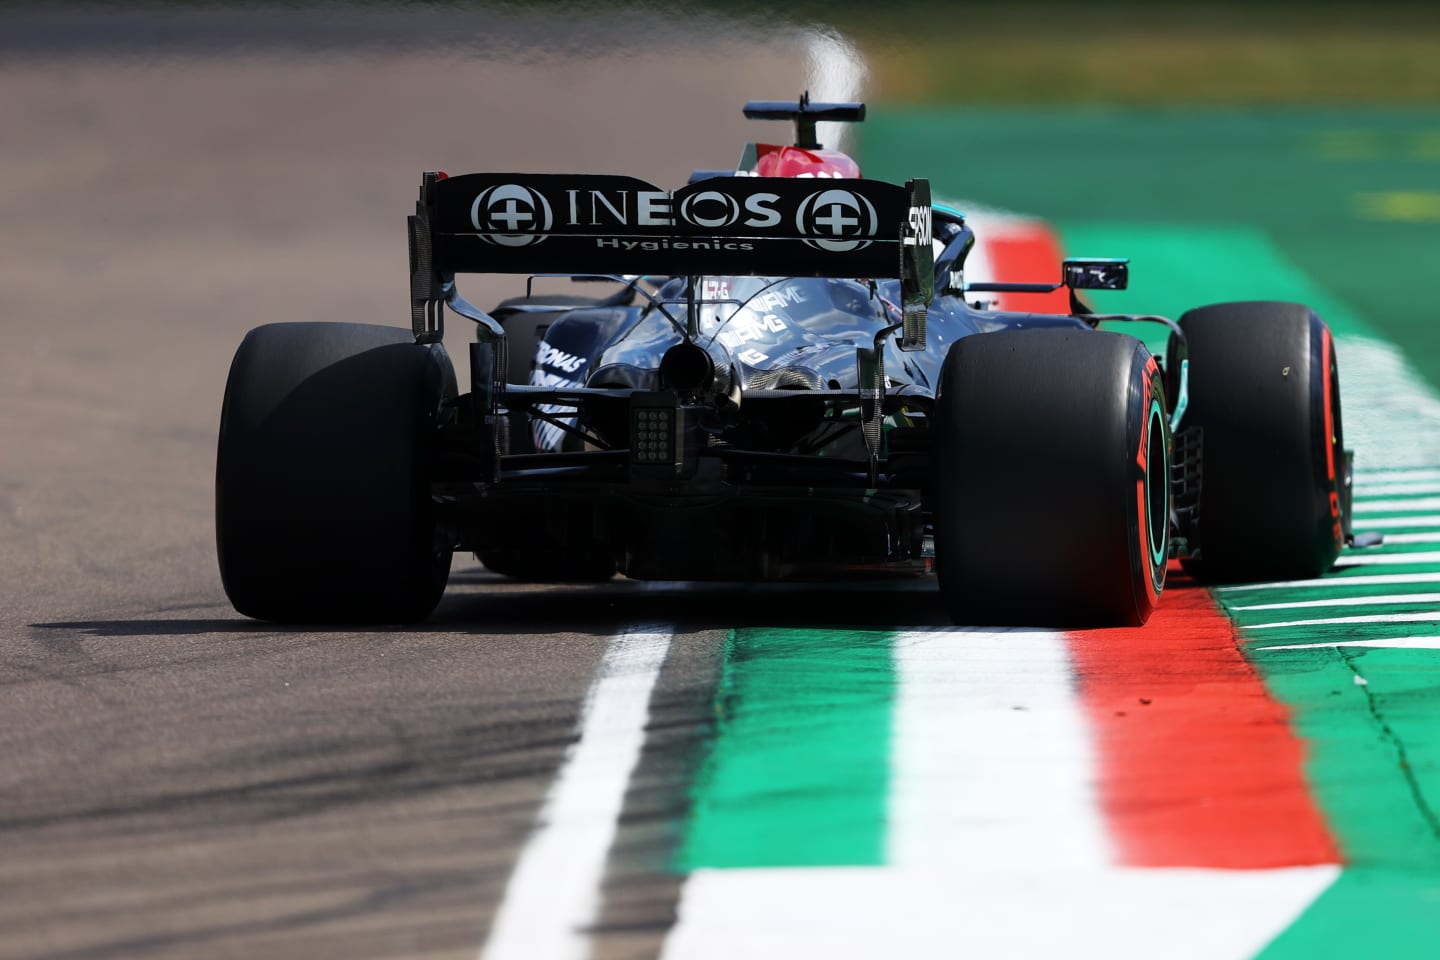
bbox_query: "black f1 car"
[216,97,1356,626]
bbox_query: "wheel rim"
[1144,397,1169,587]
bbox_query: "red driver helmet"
[752,143,861,179]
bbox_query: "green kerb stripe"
[1061,223,1376,342]
[675,628,895,869]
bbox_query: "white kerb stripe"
[663,628,1335,959]
[1354,468,1440,483]
[1353,496,1440,514]
[1258,637,1440,652]
[1247,610,1440,630]
[663,865,1339,959]
[1337,550,1440,566]
[1353,515,1440,530]
[1354,481,1440,496]
[887,628,1110,868]
[1372,531,1440,544]
[481,626,672,960]
[1217,571,1440,593]
[1233,593,1440,611]
[1339,337,1440,469]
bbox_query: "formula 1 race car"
[216,96,1356,626]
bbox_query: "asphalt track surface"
[0,12,823,958]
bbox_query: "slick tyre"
[1171,301,1345,581]
[934,329,1169,627]
[216,322,457,623]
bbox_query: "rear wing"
[408,172,934,348]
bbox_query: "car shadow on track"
[436,569,956,631]
[32,569,955,638]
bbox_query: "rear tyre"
[934,329,1169,626]
[1171,301,1344,581]
[216,322,457,623]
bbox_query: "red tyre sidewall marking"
[1321,325,1343,548]
[1136,358,1163,604]
[1135,369,1150,601]
[1069,570,1340,869]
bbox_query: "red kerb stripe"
[983,223,1072,313]
[1068,569,1340,869]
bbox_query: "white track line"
[1336,550,1440,566]
[1217,572,1440,593]
[1247,611,1440,630]
[887,628,1110,869]
[1233,593,1440,611]
[481,626,672,960]
[1258,637,1440,652]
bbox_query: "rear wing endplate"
[409,172,933,348]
